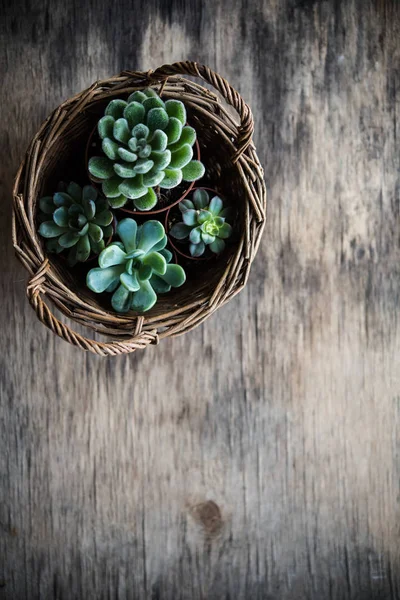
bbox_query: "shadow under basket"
[12,61,266,356]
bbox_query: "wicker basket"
[12,61,266,356]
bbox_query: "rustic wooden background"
[1,0,400,598]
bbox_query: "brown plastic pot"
[85,124,201,216]
[165,187,225,262]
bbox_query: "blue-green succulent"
[169,189,233,257]
[38,182,113,266]
[87,218,186,313]
[88,88,205,211]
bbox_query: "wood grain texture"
[1,0,400,598]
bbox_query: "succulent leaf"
[123,102,145,129]
[101,178,121,199]
[113,118,131,144]
[59,231,81,248]
[111,284,132,313]
[161,264,186,287]
[160,168,182,189]
[120,271,141,292]
[151,234,168,252]
[169,144,193,169]
[39,222,68,238]
[88,223,104,243]
[130,280,157,312]
[102,138,120,160]
[108,194,127,208]
[179,199,195,211]
[53,192,73,207]
[98,116,115,140]
[99,244,127,268]
[93,210,113,227]
[117,148,138,162]
[88,157,115,179]
[190,241,205,257]
[142,170,165,188]
[182,209,198,226]
[159,248,173,262]
[117,218,137,253]
[209,195,223,215]
[168,126,196,152]
[128,90,147,103]
[87,266,124,293]
[53,206,69,227]
[165,99,186,125]
[119,177,148,200]
[164,117,183,144]
[189,227,202,244]
[114,162,138,178]
[142,96,165,112]
[133,158,154,174]
[143,251,167,275]
[147,107,169,132]
[76,235,91,262]
[137,220,165,253]
[83,198,96,220]
[39,196,56,214]
[169,223,191,239]
[150,275,171,294]
[218,222,233,239]
[151,130,168,151]
[132,188,158,211]
[201,232,215,245]
[181,160,205,182]
[192,188,209,209]
[105,99,128,120]
[209,238,226,254]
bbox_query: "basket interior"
[30,82,248,330]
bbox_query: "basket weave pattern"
[12,62,266,356]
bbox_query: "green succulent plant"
[87,218,186,313]
[169,189,233,257]
[88,88,205,211]
[38,182,114,266]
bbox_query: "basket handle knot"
[25,259,159,356]
[27,258,50,299]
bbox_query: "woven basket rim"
[12,61,266,356]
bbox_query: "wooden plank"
[1,0,400,598]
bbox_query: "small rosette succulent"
[88,88,205,211]
[38,182,114,266]
[170,189,233,257]
[87,218,186,313]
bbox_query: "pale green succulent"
[87,218,186,313]
[38,182,113,266]
[169,189,233,257]
[88,88,205,211]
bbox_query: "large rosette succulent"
[88,89,205,211]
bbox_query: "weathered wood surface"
[1,0,400,598]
